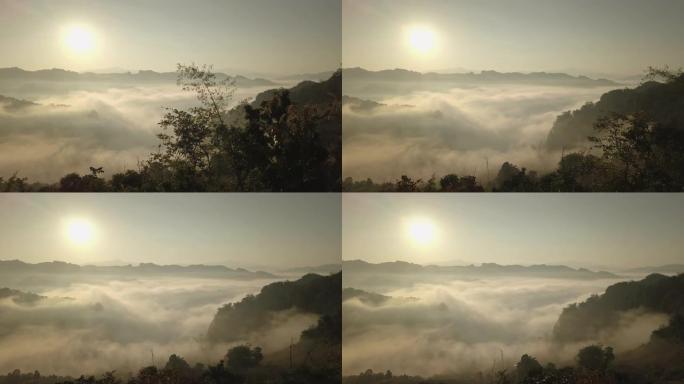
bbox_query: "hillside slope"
[207,272,341,343]
[546,76,684,149]
[553,273,684,343]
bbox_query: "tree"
[110,170,143,191]
[132,366,161,384]
[643,65,684,83]
[589,112,684,191]
[163,354,194,384]
[146,64,337,191]
[576,345,614,372]
[203,362,243,384]
[439,174,484,192]
[516,354,543,382]
[0,173,28,192]
[225,345,263,374]
[494,162,537,191]
[394,175,420,192]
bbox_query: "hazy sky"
[343,0,684,75]
[0,194,340,270]
[343,194,684,269]
[0,0,340,74]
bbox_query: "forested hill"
[0,287,45,305]
[546,74,684,149]
[553,273,684,343]
[253,70,341,106]
[207,272,341,343]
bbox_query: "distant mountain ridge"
[0,67,278,87]
[284,263,342,275]
[276,70,337,82]
[343,67,618,87]
[626,264,684,275]
[343,259,618,279]
[0,259,275,279]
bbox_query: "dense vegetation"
[343,345,620,384]
[553,273,684,343]
[546,66,684,150]
[208,272,341,342]
[342,174,484,192]
[0,65,341,192]
[342,67,684,192]
[0,344,332,384]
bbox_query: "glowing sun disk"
[408,27,436,54]
[67,219,94,245]
[64,26,95,53]
[407,219,436,245]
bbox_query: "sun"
[63,25,95,54]
[66,218,95,245]
[407,26,436,54]
[407,218,437,246]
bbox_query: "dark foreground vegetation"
[0,344,337,384]
[344,273,684,384]
[343,67,684,192]
[344,345,620,384]
[0,65,341,192]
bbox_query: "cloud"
[0,275,315,376]
[342,277,666,376]
[342,84,615,181]
[0,82,268,182]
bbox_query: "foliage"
[651,314,684,343]
[553,273,684,343]
[208,272,341,343]
[342,174,484,192]
[343,66,684,192]
[1,65,340,192]
[576,345,614,372]
[515,354,543,382]
[225,346,263,374]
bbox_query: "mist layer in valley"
[0,69,297,182]
[0,260,332,376]
[342,68,629,182]
[342,260,672,377]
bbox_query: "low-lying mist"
[0,274,317,376]
[342,275,667,377]
[342,84,619,181]
[0,81,273,182]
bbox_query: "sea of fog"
[0,81,282,182]
[342,273,668,376]
[342,83,621,182]
[0,274,317,376]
